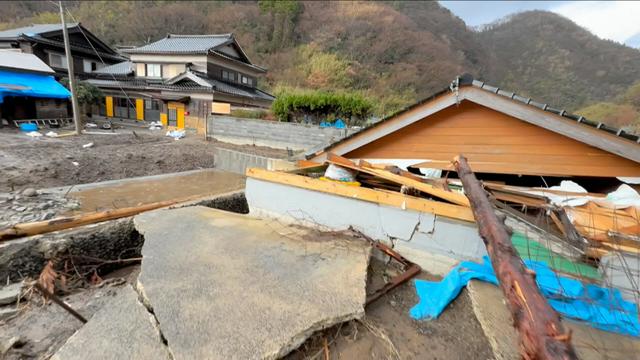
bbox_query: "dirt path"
[0,128,288,192]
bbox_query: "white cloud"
[551,1,640,44]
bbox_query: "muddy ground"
[286,259,493,360]
[0,127,288,192]
[1,259,492,359]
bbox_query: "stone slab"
[467,280,640,360]
[0,282,22,306]
[134,206,371,359]
[51,285,171,360]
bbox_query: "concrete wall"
[245,177,487,275]
[214,148,295,175]
[207,116,357,151]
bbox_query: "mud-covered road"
[0,128,287,192]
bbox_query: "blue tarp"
[0,69,70,104]
[410,256,640,337]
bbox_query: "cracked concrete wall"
[245,178,487,275]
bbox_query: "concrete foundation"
[245,177,487,275]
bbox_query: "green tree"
[258,0,302,51]
[61,79,104,122]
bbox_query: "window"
[83,59,99,73]
[168,108,177,127]
[145,64,162,78]
[222,70,235,82]
[145,99,160,111]
[49,53,68,68]
[241,75,249,85]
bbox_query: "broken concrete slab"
[467,279,640,360]
[51,285,171,360]
[0,282,22,305]
[134,206,371,359]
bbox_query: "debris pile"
[0,189,79,228]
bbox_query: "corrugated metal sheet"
[0,51,54,74]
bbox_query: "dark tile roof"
[306,74,640,159]
[86,71,274,102]
[467,77,640,143]
[210,50,266,73]
[19,34,125,61]
[124,34,232,55]
[93,61,134,76]
[0,23,79,39]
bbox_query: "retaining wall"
[214,147,295,175]
[207,116,357,150]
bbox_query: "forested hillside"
[2,1,639,128]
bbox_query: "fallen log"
[0,194,208,242]
[452,155,577,360]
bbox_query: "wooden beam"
[246,168,475,222]
[410,159,640,177]
[453,155,577,360]
[0,194,210,241]
[327,153,470,207]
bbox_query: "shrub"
[272,88,373,125]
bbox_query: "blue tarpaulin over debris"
[410,256,640,337]
[0,69,70,104]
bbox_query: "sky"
[439,1,640,47]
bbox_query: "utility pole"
[59,1,82,135]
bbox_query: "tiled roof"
[86,71,274,101]
[0,23,79,39]
[306,74,640,159]
[93,61,134,76]
[210,50,266,73]
[124,34,233,55]
[20,34,125,61]
[468,77,640,143]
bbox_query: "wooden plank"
[327,153,470,207]
[0,193,211,241]
[409,160,640,177]
[246,168,476,222]
[296,160,323,169]
[490,190,548,208]
[362,144,615,156]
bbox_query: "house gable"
[345,101,640,177]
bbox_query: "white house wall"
[245,178,488,275]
